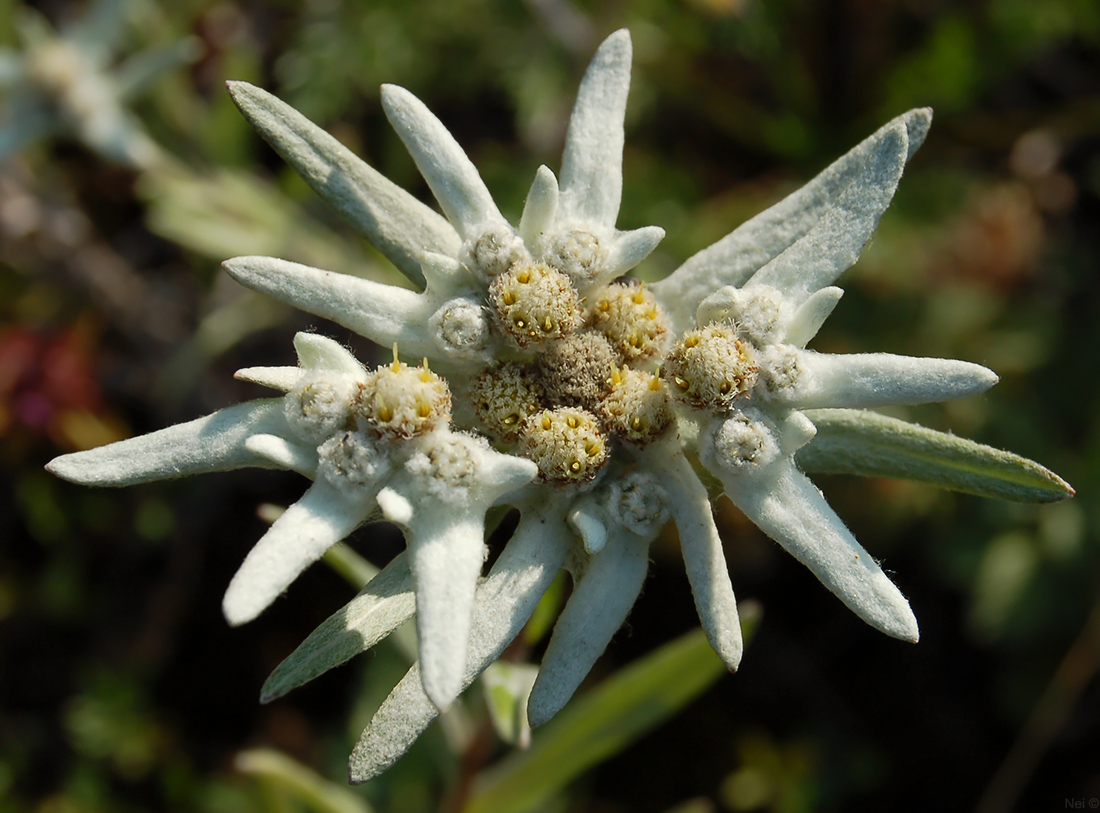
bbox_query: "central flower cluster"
[471,270,678,481]
[467,240,777,485]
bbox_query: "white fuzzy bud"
[430,298,494,359]
[466,224,530,278]
[316,431,388,495]
[705,409,781,475]
[403,432,481,504]
[697,286,783,348]
[607,469,668,537]
[757,345,804,396]
[283,373,358,444]
[543,227,607,287]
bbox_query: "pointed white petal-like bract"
[260,553,415,703]
[661,447,744,671]
[382,434,538,710]
[527,527,651,726]
[381,84,506,239]
[349,497,573,783]
[293,331,365,375]
[406,514,487,711]
[222,256,435,357]
[782,351,999,409]
[243,434,318,478]
[715,458,919,642]
[234,366,299,391]
[46,399,289,486]
[558,29,632,228]
[605,225,666,278]
[567,500,608,555]
[652,108,932,332]
[519,165,559,248]
[783,286,843,348]
[748,138,910,306]
[223,479,376,626]
[745,123,908,305]
[227,81,460,287]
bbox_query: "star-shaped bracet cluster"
[48,29,1014,782]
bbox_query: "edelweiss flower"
[49,29,1029,783]
[0,0,198,167]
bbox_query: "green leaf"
[481,661,539,747]
[797,408,1074,503]
[323,541,381,590]
[235,748,373,813]
[464,606,761,813]
[260,553,416,703]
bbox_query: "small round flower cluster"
[284,352,452,494]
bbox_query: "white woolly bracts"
[44,24,1033,789]
[47,330,538,712]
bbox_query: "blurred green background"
[2,0,1099,810]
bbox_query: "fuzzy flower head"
[46,29,1070,785]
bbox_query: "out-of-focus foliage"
[2,0,1098,811]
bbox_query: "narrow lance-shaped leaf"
[235,749,374,813]
[482,661,540,748]
[227,81,462,287]
[464,616,760,813]
[652,108,932,333]
[46,399,289,487]
[798,408,1074,503]
[261,553,415,704]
